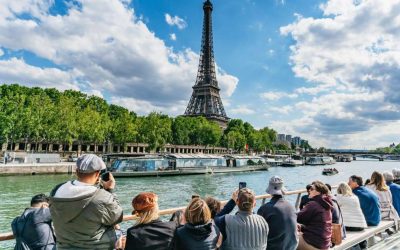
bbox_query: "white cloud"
[260,91,298,101]
[170,33,177,41]
[0,0,237,116]
[0,57,78,90]
[229,105,255,115]
[110,96,187,116]
[165,13,187,29]
[280,0,400,147]
[269,105,292,115]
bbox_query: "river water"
[1,159,400,248]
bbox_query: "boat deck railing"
[1,186,399,249]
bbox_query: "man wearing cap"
[49,154,123,250]
[215,188,269,250]
[257,176,298,250]
[12,193,56,250]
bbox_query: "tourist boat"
[110,154,269,177]
[281,156,304,167]
[322,168,339,176]
[306,156,336,166]
[261,154,285,166]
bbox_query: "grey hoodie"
[49,182,123,250]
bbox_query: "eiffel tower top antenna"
[183,0,229,128]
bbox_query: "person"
[392,169,400,185]
[299,184,312,210]
[335,182,368,231]
[175,198,221,249]
[12,194,56,250]
[215,188,269,250]
[383,171,400,215]
[257,176,298,250]
[366,171,399,220]
[348,175,380,226]
[125,192,177,250]
[297,181,333,250]
[205,189,238,219]
[49,154,123,250]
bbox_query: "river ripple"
[1,160,399,249]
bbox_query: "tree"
[138,112,172,151]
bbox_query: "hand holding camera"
[101,171,116,190]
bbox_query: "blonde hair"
[185,198,211,225]
[337,182,353,196]
[370,171,389,191]
[136,205,159,225]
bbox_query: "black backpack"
[11,213,32,250]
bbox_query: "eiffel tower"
[184,0,229,128]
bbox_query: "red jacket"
[297,194,333,249]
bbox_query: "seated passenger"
[175,198,221,249]
[299,184,312,210]
[335,182,367,231]
[297,181,332,250]
[215,188,269,250]
[12,194,56,250]
[383,171,400,215]
[366,171,399,220]
[205,189,238,219]
[257,176,298,250]
[348,175,381,226]
[392,168,400,185]
[125,192,177,250]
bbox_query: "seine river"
[1,160,400,248]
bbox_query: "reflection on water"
[1,160,399,249]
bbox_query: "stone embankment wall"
[0,163,75,176]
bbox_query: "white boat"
[306,156,336,166]
[282,157,304,167]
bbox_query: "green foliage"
[0,84,287,153]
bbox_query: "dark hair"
[311,181,329,195]
[350,175,363,186]
[170,210,185,226]
[325,183,332,191]
[364,179,371,186]
[306,184,312,191]
[31,194,49,206]
[205,197,221,219]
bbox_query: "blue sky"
[0,0,400,149]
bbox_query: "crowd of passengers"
[11,154,400,250]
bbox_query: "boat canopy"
[166,154,224,159]
[166,154,226,168]
[225,155,266,167]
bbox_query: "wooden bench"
[332,220,396,250]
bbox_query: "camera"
[239,182,247,190]
[100,169,110,182]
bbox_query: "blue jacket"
[352,186,381,226]
[11,207,56,250]
[387,181,400,216]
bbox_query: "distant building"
[277,134,286,142]
[285,135,292,143]
[292,136,301,146]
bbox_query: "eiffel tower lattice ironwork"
[184,0,229,128]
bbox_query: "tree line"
[0,84,281,153]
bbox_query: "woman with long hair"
[366,171,399,220]
[175,198,221,250]
[125,192,177,250]
[335,182,367,231]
